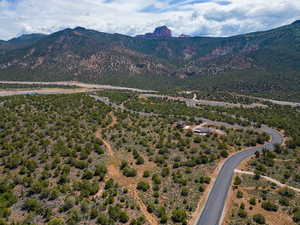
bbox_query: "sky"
[0,0,300,40]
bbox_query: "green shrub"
[238,209,247,218]
[22,198,42,212]
[181,187,189,196]
[293,208,300,222]
[122,167,137,177]
[236,190,243,198]
[249,197,256,206]
[253,214,266,224]
[171,209,187,223]
[48,218,64,225]
[143,171,150,178]
[278,187,295,198]
[234,176,242,185]
[137,181,150,192]
[261,201,278,212]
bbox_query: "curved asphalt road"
[2,91,282,225]
[196,126,283,225]
[90,94,285,225]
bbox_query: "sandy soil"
[222,182,295,225]
[0,87,95,96]
[0,81,155,93]
[235,169,300,193]
[94,112,158,225]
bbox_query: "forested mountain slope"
[0,21,300,99]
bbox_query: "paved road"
[0,81,156,93]
[0,89,91,97]
[0,91,285,225]
[141,94,266,108]
[90,94,284,225]
[235,94,300,107]
[196,126,283,225]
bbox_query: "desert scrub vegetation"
[0,92,277,225]
[101,108,269,224]
[242,145,300,190]
[0,94,143,225]
[124,94,300,148]
[224,174,300,225]
[0,83,76,90]
[94,90,137,105]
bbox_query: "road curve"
[89,95,284,225]
[0,91,284,225]
[195,126,283,225]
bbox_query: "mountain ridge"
[0,21,300,99]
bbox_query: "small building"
[193,127,213,135]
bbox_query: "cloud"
[0,0,300,40]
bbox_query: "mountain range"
[0,21,300,99]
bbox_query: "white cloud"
[0,0,300,40]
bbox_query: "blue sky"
[0,0,300,40]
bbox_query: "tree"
[143,171,150,178]
[220,150,229,158]
[293,208,300,222]
[161,168,170,177]
[234,176,242,185]
[97,213,111,225]
[94,164,107,181]
[48,218,64,225]
[278,187,295,198]
[136,156,144,165]
[249,197,256,206]
[236,190,243,198]
[137,181,150,192]
[23,198,42,212]
[261,201,278,212]
[238,208,247,218]
[60,196,75,212]
[181,187,189,196]
[253,214,266,224]
[171,209,187,223]
[279,197,289,206]
[82,170,93,180]
[122,167,137,177]
[147,203,155,213]
[198,184,205,192]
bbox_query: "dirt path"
[94,112,158,225]
[92,112,117,198]
[235,169,300,193]
[95,112,117,157]
[129,184,158,225]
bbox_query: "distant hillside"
[0,22,300,100]
[0,33,47,55]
